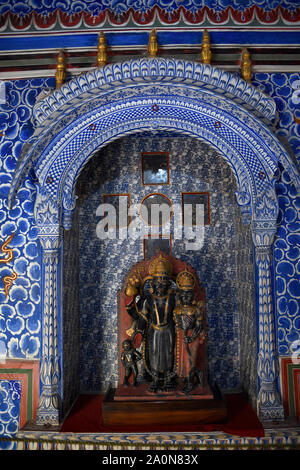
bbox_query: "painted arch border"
[32,58,277,125]
[58,116,256,227]
[9,59,299,222]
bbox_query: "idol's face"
[153,276,169,296]
[123,341,131,351]
[180,290,193,306]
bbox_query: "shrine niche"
[102,252,227,426]
[8,58,300,426]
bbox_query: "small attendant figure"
[121,339,142,387]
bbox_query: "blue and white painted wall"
[0,70,299,445]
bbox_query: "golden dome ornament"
[148,29,158,58]
[55,49,66,89]
[201,29,211,65]
[241,48,252,83]
[97,31,107,67]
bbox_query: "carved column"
[34,187,62,426]
[252,185,284,420]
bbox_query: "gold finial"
[97,32,107,67]
[148,29,158,58]
[241,48,251,83]
[55,49,66,89]
[201,30,211,65]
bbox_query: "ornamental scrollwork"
[34,185,59,227]
[254,184,279,222]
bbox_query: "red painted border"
[0,360,39,422]
[293,369,300,422]
[281,357,292,416]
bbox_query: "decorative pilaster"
[34,186,61,426]
[252,185,284,421]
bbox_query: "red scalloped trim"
[34,11,57,29]
[229,5,256,24]
[58,10,83,28]
[1,6,299,31]
[255,5,282,23]
[8,11,33,30]
[107,8,132,26]
[83,10,108,27]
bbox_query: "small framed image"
[102,193,131,228]
[143,234,172,260]
[141,152,170,185]
[181,192,210,226]
[140,193,173,227]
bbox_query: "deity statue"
[125,255,177,393]
[121,339,142,387]
[174,269,206,393]
[104,255,226,428]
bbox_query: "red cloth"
[60,392,264,437]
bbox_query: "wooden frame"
[181,192,210,226]
[141,152,170,186]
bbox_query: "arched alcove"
[61,133,257,418]
[9,58,299,425]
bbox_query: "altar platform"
[1,391,299,450]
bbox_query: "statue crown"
[149,254,172,277]
[176,269,196,290]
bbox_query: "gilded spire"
[97,31,107,67]
[55,49,66,89]
[201,30,211,65]
[241,48,252,83]
[148,29,158,58]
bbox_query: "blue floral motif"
[275,180,300,355]
[0,78,54,366]
[0,380,20,449]
[253,72,300,355]
[0,70,299,431]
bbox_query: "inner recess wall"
[71,134,253,393]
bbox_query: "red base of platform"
[60,392,265,437]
